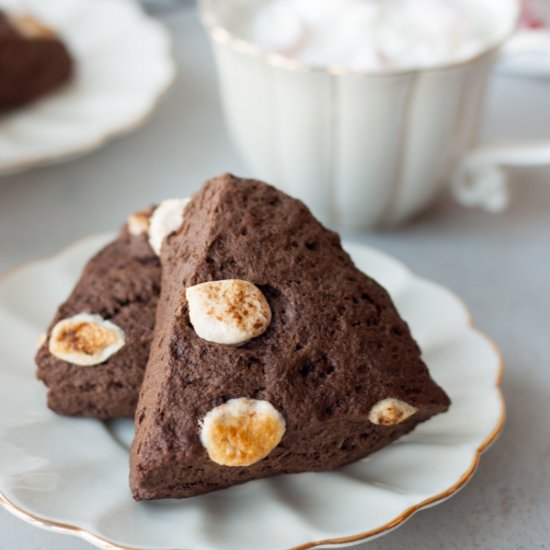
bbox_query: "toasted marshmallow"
[36,332,47,348]
[186,279,272,345]
[200,398,286,466]
[369,398,417,425]
[127,209,151,236]
[8,14,56,40]
[48,313,125,366]
[148,198,189,256]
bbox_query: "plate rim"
[0,0,176,177]
[0,234,506,550]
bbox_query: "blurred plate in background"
[0,0,175,176]
[498,0,550,77]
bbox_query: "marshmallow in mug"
[243,0,503,70]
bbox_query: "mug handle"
[451,30,550,212]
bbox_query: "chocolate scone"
[130,174,450,500]
[36,200,189,419]
[0,11,73,109]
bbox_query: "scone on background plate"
[130,174,450,500]
[0,10,73,109]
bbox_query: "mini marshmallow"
[200,398,286,466]
[36,332,47,348]
[148,198,190,256]
[369,398,417,425]
[127,209,151,236]
[8,14,56,39]
[251,0,305,55]
[186,279,272,346]
[48,313,125,366]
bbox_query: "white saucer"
[0,234,504,549]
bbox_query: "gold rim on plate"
[0,236,506,550]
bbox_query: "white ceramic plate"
[0,0,175,175]
[498,29,550,77]
[0,235,504,550]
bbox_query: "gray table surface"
[1,6,549,550]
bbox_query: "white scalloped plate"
[0,0,174,175]
[0,234,504,550]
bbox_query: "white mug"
[200,0,550,228]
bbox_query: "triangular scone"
[130,174,450,500]
[36,200,188,419]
